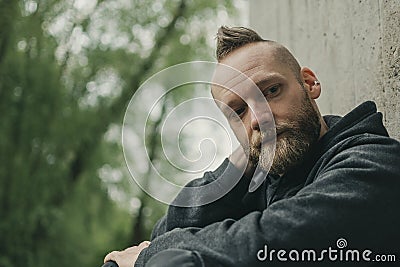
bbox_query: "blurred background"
[1,0,399,266]
[0,0,247,266]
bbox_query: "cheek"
[271,85,306,118]
[271,101,299,123]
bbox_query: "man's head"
[216,26,303,84]
[212,26,327,175]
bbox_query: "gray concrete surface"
[249,0,399,139]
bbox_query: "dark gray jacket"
[135,101,400,266]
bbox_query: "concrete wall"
[249,0,399,139]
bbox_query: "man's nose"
[250,104,273,131]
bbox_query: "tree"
[0,0,239,266]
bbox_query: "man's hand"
[229,146,255,179]
[104,241,150,267]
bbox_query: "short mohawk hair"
[216,26,264,61]
[215,26,302,83]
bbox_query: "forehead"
[211,43,288,100]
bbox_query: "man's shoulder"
[183,158,231,188]
[316,132,400,179]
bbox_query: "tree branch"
[0,1,18,66]
[67,0,187,185]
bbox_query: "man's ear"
[301,67,321,99]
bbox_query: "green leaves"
[0,0,239,266]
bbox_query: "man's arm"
[150,147,257,239]
[106,150,256,267]
[136,136,400,266]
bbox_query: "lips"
[261,129,287,144]
[261,136,273,144]
[276,130,286,137]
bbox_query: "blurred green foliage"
[0,0,238,266]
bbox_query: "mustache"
[252,123,294,146]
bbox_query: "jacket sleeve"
[149,158,260,240]
[136,135,400,266]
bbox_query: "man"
[105,26,400,266]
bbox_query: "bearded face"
[246,88,321,175]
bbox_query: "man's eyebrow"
[222,73,282,94]
[254,74,282,88]
[217,73,283,114]
[222,99,239,114]
[218,96,242,114]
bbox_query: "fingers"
[104,241,150,263]
[104,250,119,263]
[138,241,151,248]
[122,241,150,252]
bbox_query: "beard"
[247,88,321,175]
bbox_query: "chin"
[257,146,275,173]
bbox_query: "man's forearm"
[137,139,400,266]
[152,159,256,233]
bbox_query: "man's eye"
[235,107,245,116]
[229,107,245,120]
[265,85,280,97]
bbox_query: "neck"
[319,117,329,139]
